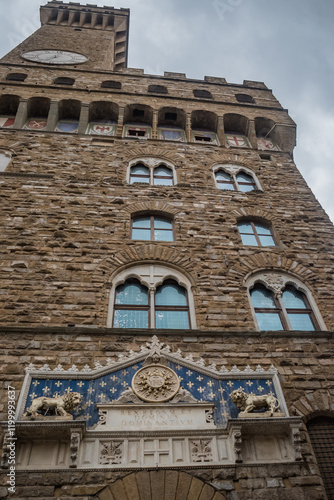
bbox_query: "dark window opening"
[148,84,168,94]
[236,93,254,103]
[128,129,146,137]
[96,14,103,25]
[195,135,211,142]
[54,77,75,86]
[106,14,114,26]
[83,12,92,25]
[101,80,122,89]
[165,112,177,121]
[72,11,80,24]
[259,153,271,160]
[6,73,27,82]
[61,10,69,22]
[193,89,213,99]
[133,109,145,118]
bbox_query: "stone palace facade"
[0,2,333,499]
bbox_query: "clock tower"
[1,1,129,72]
[0,2,334,499]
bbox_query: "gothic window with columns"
[128,159,176,186]
[246,273,325,331]
[108,264,196,329]
[213,164,260,192]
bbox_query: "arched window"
[54,77,75,85]
[153,166,173,185]
[128,159,176,186]
[193,89,213,99]
[123,104,153,139]
[215,170,235,190]
[250,285,284,331]
[132,215,174,241]
[6,73,27,82]
[113,279,149,329]
[224,113,250,148]
[155,280,190,329]
[307,416,334,500]
[0,95,19,128]
[236,172,256,192]
[130,164,150,184]
[281,285,317,331]
[214,166,259,192]
[101,80,121,89]
[148,84,168,94]
[108,264,196,329]
[235,93,254,103]
[250,283,319,331]
[238,221,276,246]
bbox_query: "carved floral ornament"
[248,272,306,298]
[132,365,180,402]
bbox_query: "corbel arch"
[96,470,226,500]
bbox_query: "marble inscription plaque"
[96,403,215,430]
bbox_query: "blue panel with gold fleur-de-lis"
[24,361,278,428]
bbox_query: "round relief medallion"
[132,365,180,402]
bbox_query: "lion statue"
[230,388,280,416]
[24,392,82,419]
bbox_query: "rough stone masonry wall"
[0,60,333,499]
[0,64,284,109]
[0,130,333,329]
[0,465,327,499]
[0,329,333,499]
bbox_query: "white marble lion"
[230,388,280,416]
[24,392,82,419]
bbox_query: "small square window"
[128,129,146,137]
[259,153,271,160]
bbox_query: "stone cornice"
[0,325,332,338]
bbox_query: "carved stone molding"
[99,441,123,465]
[69,428,83,468]
[190,438,213,463]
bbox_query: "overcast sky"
[0,0,333,223]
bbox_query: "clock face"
[22,50,88,65]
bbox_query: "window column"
[186,112,191,142]
[116,106,125,138]
[46,100,59,132]
[217,116,225,146]
[77,102,90,135]
[152,110,158,139]
[248,119,258,148]
[13,98,28,129]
